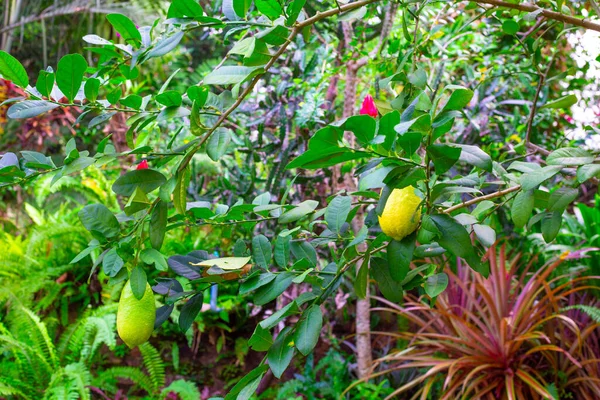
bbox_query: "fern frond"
[563,305,600,323]
[16,307,59,368]
[43,363,91,400]
[92,366,155,395]
[160,380,201,400]
[139,342,166,393]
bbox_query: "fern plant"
[0,303,117,399]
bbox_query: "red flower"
[360,95,378,117]
[136,160,149,170]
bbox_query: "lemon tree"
[1,0,599,396]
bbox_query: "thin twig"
[474,0,600,33]
[443,185,522,214]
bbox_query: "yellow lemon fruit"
[378,186,422,241]
[117,281,156,348]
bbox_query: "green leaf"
[84,78,100,102]
[541,211,562,242]
[155,91,182,107]
[427,144,462,175]
[0,50,29,88]
[354,261,369,299]
[548,188,578,212]
[295,305,322,356]
[520,166,563,190]
[502,19,520,35]
[224,365,268,400]
[173,169,190,215]
[325,196,351,234]
[130,266,148,300]
[107,87,121,105]
[56,54,88,102]
[547,147,594,166]
[370,257,403,302]
[451,144,492,172]
[274,235,291,267]
[106,14,141,44]
[102,247,124,277]
[379,110,401,151]
[259,301,299,330]
[120,94,143,109]
[78,204,120,238]
[204,66,262,85]
[577,164,600,183]
[167,0,204,18]
[124,186,150,215]
[206,128,231,161]
[473,224,496,247]
[240,273,275,295]
[441,85,474,112]
[255,0,283,20]
[7,100,59,119]
[187,85,209,105]
[387,233,416,282]
[512,190,535,229]
[248,325,273,352]
[112,169,167,196]
[290,241,317,266]
[424,273,448,298]
[540,94,577,110]
[253,272,294,305]
[252,235,272,269]
[36,71,54,98]
[179,293,203,332]
[430,214,480,269]
[278,200,319,224]
[141,248,168,271]
[150,200,167,250]
[267,327,294,378]
[286,0,306,25]
[21,151,54,169]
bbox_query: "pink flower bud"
[136,160,149,170]
[360,95,378,118]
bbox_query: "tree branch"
[474,0,600,32]
[443,185,522,214]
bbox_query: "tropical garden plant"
[0,0,599,397]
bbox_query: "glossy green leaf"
[325,196,351,234]
[512,190,535,229]
[547,148,594,166]
[0,50,28,88]
[295,305,322,356]
[36,71,54,98]
[388,233,416,282]
[206,128,231,161]
[102,247,124,277]
[7,101,59,119]
[370,257,403,302]
[150,200,167,250]
[112,169,167,196]
[56,54,88,102]
[267,327,294,378]
[427,144,462,175]
[179,293,203,332]
[106,14,141,44]
[540,94,577,110]
[548,187,578,212]
[78,204,120,238]
[255,0,283,20]
[130,266,148,300]
[424,273,448,298]
[252,235,272,269]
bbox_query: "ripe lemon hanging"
[117,280,156,348]
[379,186,422,241]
